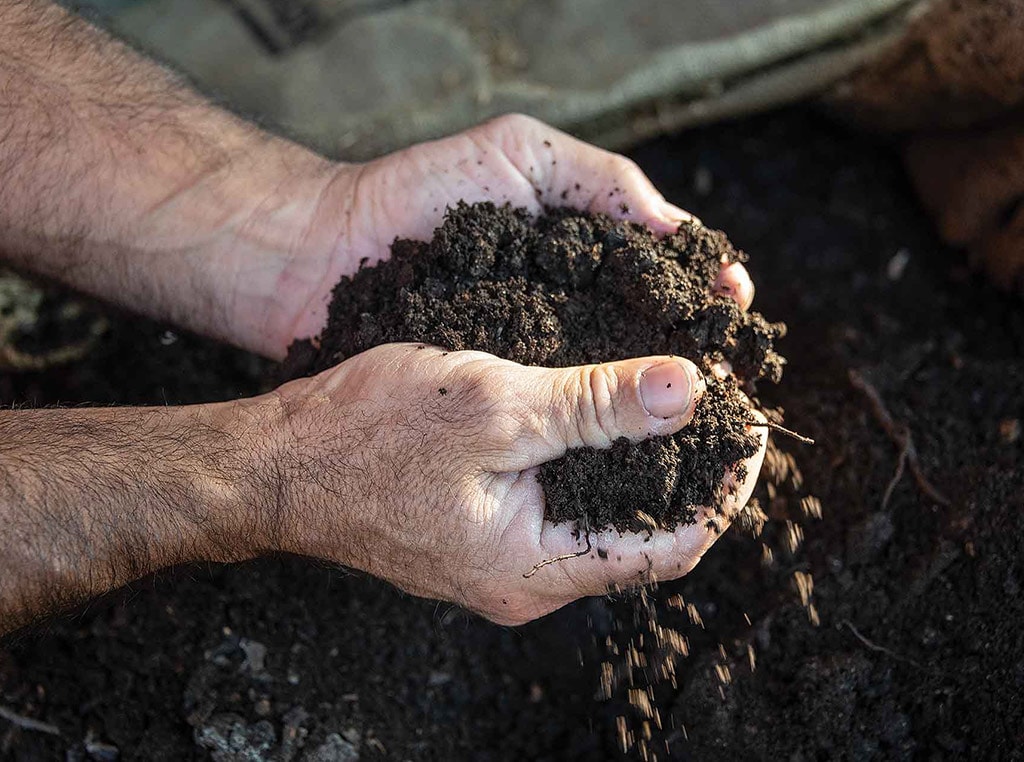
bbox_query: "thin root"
[842,620,924,671]
[849,369,950,507]
[523,533,593,578]
[881,444,908,511]
[0,704,61,736]
[747,420,815,445]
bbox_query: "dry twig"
[747,420,815,445]
[0,705,61,736]
[880,445,908,510]
[848,369,950,507]
[842,620,924,670]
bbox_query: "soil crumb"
[286,202,786,533]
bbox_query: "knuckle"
[571,364,620,447]
[428,360,540,464]
[611,154,644,179]
[458,366,511,421]
[429,364,502,426]
[488,112,540,133]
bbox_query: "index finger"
[479,113,692,234]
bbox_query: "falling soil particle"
[286,202,786,533]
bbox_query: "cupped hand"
[259,114,754,359]
[264,344,767,626]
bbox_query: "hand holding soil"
[259,113,754,359]
[266,341,766,625]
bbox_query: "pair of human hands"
[241,115,766,624]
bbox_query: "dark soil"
[286,204,784,533]
[1,108,1022,761]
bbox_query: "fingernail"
[713,262,755,310]
[640,360,704,419]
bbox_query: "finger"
[478,116,757,310]
[713,260,755,311]
[497,355,706,470]
[478,114,697,234]
[524,411,769,600]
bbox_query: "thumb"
[508,356,706,467]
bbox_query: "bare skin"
[0,0,765,634]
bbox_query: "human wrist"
[93,121,350,359]
[192,394,298,563]
[197,142,355,359]
[238,373,378,567]
[87,400,280,571]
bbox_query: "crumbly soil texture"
[287,204,784,533]
[2,110,1023,761]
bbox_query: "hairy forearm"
[0,400,275,634]
[0,0,341,356]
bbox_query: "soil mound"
[286,202,785,532]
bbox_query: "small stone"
[999,418,1021,444]
[340,727,360,745]
[886,248,910,281]
[84,734,119,762]
[194,714,275,761]
[427,671,451,687]
[280,707,311,756]
[303,733,359,762]
[239,638,267,675]
[283,706,309,730]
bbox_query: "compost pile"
[286,202,786,532]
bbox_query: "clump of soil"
[286,202,785,533]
